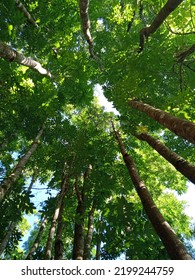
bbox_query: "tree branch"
[15,0,38,27]
[0,42,53,78]
[139,0,183,52]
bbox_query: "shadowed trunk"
[72,164,92,260]
[136,132,195,184]
[15,0,38,27]
[26,216,47,260]
[0,125,45,202]
[129,100,195,144]
[83,201,96,260]
[44,170,69,260]
[139,0,183,51]
[112,122,192,260]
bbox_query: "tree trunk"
[0,221,16,256]
[26,216,47,260]
[0,42,53,78]
[54,197,65,260]
[15,0,38,27]
[83,202,96,260]
[44,172,68,260]
[72,164,92,260]
[0,125,45,202]
[129,100,195,144]
[112,123,192,260]
[136,132,195,184]
[139,0,183,51]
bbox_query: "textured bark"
[139,0,183,51]
[0,221,16,256]
[129,100,195,144]
[0,42,53,77]
[112,123,192,260]
[136,132,195,184]
[54,197,65,260]
[26,216,47,260]
[79,0,93,55]
[72,164,92,260]
[44,172,68,260]
[0,125,44,202]
[83,202,96,260]
[15,0,38,27]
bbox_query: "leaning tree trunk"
[139,0,183,51]
[0,42,53,78]
[26,216,47,260]
[136,132,195,184]
[0,125,44,202]
[72,164,92,260]
[129,100,195,144]
[15,0,38,27]
[83,201,96,260]
[112,123,192,260]
[44,172,69,260]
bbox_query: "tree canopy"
[0,0,195,260]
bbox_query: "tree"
[112,122,192,260]
[129,100,195,144]
[135,132,195,184]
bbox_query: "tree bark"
[44,172,68,260]
[54,197,65,260]
[139,0,183,52]
[136,132,195,184]
[26,216,47,260]
[129,100,195,144]
[0,124,45,202]
[72,164,92,260]
[83,201,96,260]
[0,42,53,78]
[15,0,38,27]
[112,123,192,260]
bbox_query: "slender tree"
[0,124,45,202]
[139,0,183,51]
[83,201,96,260]
[26,216,47,260]
[44,168,69,260]
[112,122,192,260]
[129,100,195,144]
[15,0,38,27]
[72,164,92,260]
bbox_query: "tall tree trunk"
[0,221,16,256]
[0,42,53,78]
[44,171,69,260]
[112,123,192,260]
[129,100,195,144]
[72,164,92,260]
[26,216,47,260]
[0,125,44,202]
[95,215,103,260]
[54,197,65,260]
[83,201,96,260]
[136,132,195,184]
[139,0,183,51]
[15,0,38,27]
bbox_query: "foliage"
[0,0,194,259]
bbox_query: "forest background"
[0,0,195,260]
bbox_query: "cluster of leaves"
[0,0,195,259]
